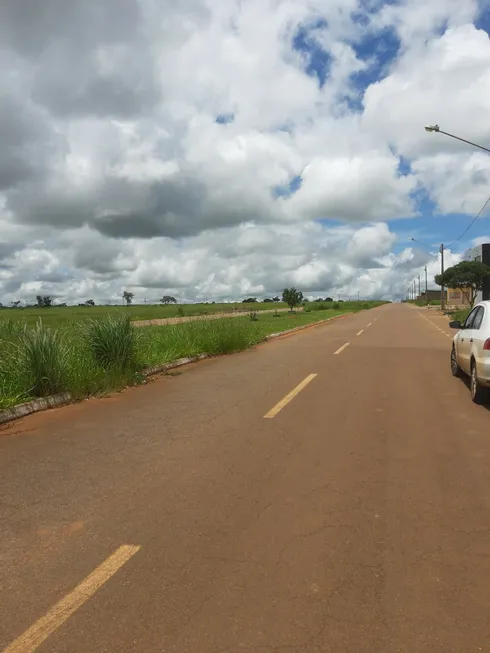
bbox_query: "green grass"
[0,302,290,327]
[0,301,387,411]
[404,299,441,306]
[447,308,471,323]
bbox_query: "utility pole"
[418,275,421,298]
[424,265,428,305]
[413,279,416,301]
[440,243,445,311]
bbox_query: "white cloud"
[0,0,489,305]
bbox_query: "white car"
[450,300,490,404]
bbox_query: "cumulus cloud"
[0,0,489,304]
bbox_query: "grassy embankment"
[447,308,471,323]
[0,301,386,411]
[405,299,441,307]
[0,302,289,326]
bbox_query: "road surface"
[1,303,490,652]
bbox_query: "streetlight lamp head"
[424,124,440,132]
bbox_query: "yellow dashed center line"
[334,342,350,355]
[264,374,317,419]
[3,545,141,653]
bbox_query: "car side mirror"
[449,320,462,329]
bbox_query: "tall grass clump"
[199,319,255,354]
[17,319,69,397]
[139,317,257,367]
[0,319,29,408]
[84,314,139,371]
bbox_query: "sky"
[1,0,490,305]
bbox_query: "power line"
[448,192,490,248]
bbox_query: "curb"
[0,392,73,425]
[0,356,211,427]
[0,312,352,426]
[265,312,348,340]
[141,353,209,377]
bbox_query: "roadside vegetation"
[404,299,441,307]
[0,300,387,411]
[0,301,290,327]
[447,308,471,324]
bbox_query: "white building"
[464,243,490,305]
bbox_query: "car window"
[464,307,479,329]
[472,306,484,330]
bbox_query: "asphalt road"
[1,303,490,652]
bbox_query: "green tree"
[36,295,53,308]
[282,287,303,311]
[160,295,177,304]
[123,291,134,306]
[435,260,490,307]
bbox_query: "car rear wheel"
[470,361,489,405]
[450,347,461,377]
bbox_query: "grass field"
[0,301,386,411]
[0,302,290,326]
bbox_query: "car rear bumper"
[476,356,490,386]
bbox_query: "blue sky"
[288,12,490,259]
[3,0,490,303]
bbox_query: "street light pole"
[424,265,428,305]
[424,125,490,155]
[418,274,421,298]
[440,243,445,311]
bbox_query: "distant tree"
[272,296,281,302]
[282,287,303,311]
[303,297,309,303]
[123,291,134,306]
[160,295,177,304]
[85,299,95,307]
[263,298,273,303]
[36,295,53,308]
[314,298,324,302]
[242,297,258,303]
[11,300,21,308]
[325,297,333,302]
[435,261,490,308]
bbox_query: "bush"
[17,320,69,397]
[84,314,138,371]
[249,311,259,321]
[333,302,340,310]
[177,306,185,317]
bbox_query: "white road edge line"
[356,330,364,336]
[334,342,350,355]
[3,545,141,653]
[264,374,317,419]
